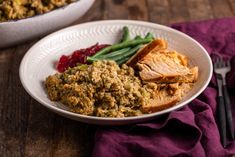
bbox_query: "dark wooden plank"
[24,100,55,157]
[0,44,32,156]
[228,0,235,15]
[0,48,16,157]
[187,0,214,21]
[103,0,128,19]
[147,0,170,25]
[127,0,148,20]
[74,0,104,24]
[209,0,233,18]
[168,0,190,24]
[51,117,95,157]
[13,40,56,157]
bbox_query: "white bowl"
[0,0,95,48]
[19,20,213,125]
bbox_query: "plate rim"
[19,20,213,123]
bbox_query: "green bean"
[134,35,142,40]
[92,38,153,58]
[86,56,100,62]
[113,44,143,61]
[87,45,142,63]
[117,56,130,65]
[145,32,154,39]
[120,26,131,42]
[97,47,131,59]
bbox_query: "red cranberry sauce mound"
[56,43,109,72]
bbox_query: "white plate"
[19,20,213,125]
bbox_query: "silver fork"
[213,56,234,146]
[214,57,231,86]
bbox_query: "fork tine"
[227,59,231,68]
[217,57,222,67]
[220,57,226,67]
[222,58,226,67]
[213,56,219,67]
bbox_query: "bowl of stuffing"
[0,0,95,48]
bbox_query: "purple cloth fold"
[92,17,235,157]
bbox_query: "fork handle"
[217,96,227,147]
[223,85,234,140]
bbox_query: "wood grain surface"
[0,0,234,156]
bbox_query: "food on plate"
[126,39,167,66]
[45,60,158,117]
[57,26,155,72]
[0,0,77,22]
[141,83,193,113]
[135,40,198,83]
[45,26,199,117]
[86,27,154,64]
[56,43,109,72]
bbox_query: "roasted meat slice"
[137,50,198,83]
[141,83,193,113]
[126,39,167,67]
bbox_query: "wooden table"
[0,0,234,156]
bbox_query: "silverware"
[213,56,234,147]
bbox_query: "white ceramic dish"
[0,0,95,48]
[19,20,213,125]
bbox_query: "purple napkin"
[92,17,235,157]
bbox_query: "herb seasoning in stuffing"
[45,60,158,117]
